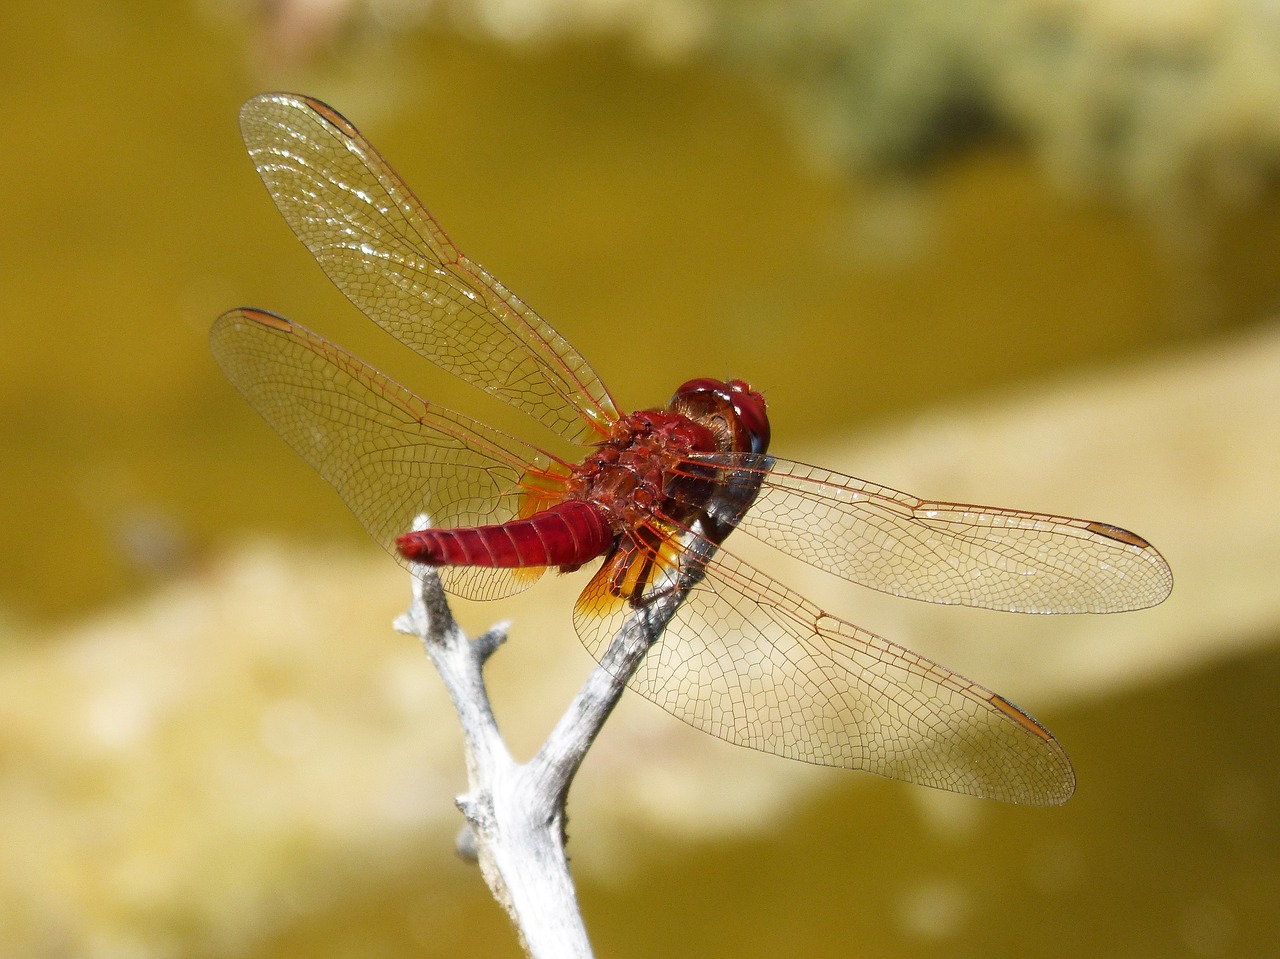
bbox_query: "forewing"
[682,454,1172,613]
[574,528,1074,805]
[237,93,620,443]
[211,307,572,600]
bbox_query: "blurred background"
[1,0,1277,956]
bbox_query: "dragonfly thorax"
[567,408,720,533]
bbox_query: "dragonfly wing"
[211,307,572,600]
[694,454,1173,613]
[236,93,620,444]
[574,527,1074,805]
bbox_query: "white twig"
[393,523,689,958]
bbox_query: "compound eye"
[727,382,770,455]
[673,377,729,403]
[671,378,770,454]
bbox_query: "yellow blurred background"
[1,0,1276,956]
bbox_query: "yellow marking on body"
[574,560,627,619]
[512,566,544,586]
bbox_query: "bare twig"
[393,520,689,958]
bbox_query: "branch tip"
[472,622,510,662]
[455,823,480,862]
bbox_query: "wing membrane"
[237,93,620,443]
[677,454,1172,613]
[574,528,1074,805]
[211,307,572,600]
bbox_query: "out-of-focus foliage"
[721,0,1280,225]
[256,0,1280,223]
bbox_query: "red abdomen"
[396,499,613,569]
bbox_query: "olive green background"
[1,1,1276,956]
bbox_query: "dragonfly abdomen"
[395,499,614,569]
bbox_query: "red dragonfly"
[212,93,1172,806]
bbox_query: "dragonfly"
[211,93,1173,806]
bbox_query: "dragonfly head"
[672,378,770,456]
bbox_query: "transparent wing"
[211,307,574,600]
[679,454,1172,614]
[237,92,620,443]
[574,532,1074,805]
